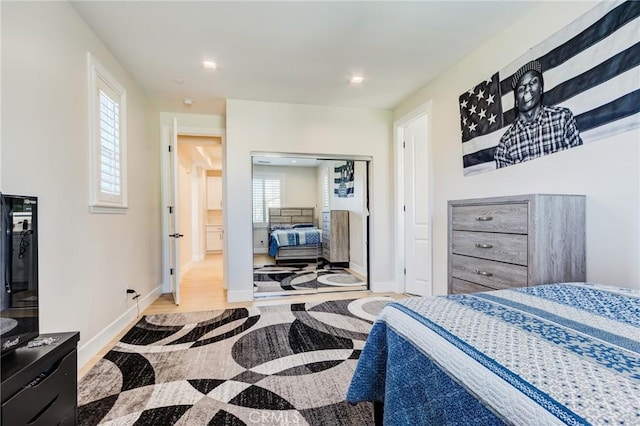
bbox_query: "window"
[252,174,283,223]
[322,169,330,211]
[88,53,127,213]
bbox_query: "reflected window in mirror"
[252,173,284,225]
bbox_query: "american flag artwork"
[460,0,640,176]
[334,161,355,198]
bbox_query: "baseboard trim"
[181,260,195,276]
[227,289,254,303]
[77,285,162,371]
[369,280,398,294]
[349,262,366,277]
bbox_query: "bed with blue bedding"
[347,282,640,425]
[268,227,321,257]
[267,207,322,262]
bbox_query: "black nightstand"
[1,332,80,425]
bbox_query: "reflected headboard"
[268,207,315,228]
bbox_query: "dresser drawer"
[2,348,77,426]
[451,231,527,265]
[322,211,330,222]
[450,254,527,289]
[451,203,528,233]
[451,278,495,294]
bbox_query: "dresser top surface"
[448,193,585,206]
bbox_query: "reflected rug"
[254,263,365,294]
[77,297,393,425]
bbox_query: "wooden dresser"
[322,210,349,264]
[448,194,585,294]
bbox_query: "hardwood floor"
[79,252,405,378]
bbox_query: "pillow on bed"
[270,224,293,231]
[292,223,315,229]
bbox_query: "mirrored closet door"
[252,154,369,297]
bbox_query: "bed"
[268,207,322,263]
[347,282,640,425]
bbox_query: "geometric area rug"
[77,297,394,425]
[254,263,366,294]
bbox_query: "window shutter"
[99,89,121,196]
[252,179,264,222]
[252,175,282,223]
[88,52,127,213]
[322,171,330,211]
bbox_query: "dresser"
[448,194,585,294]
[1,332,80,425]
[322,210,349,264]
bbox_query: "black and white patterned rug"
[254,263,366,294]
[78,297,393,425]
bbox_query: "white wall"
[226,100,393,301]
[160,112,225,129]
[1,2,162,367]
[394,1,639,292]
[254,165,318,209]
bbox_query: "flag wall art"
[459,1,639,176]
[334,161,355,198]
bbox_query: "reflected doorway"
[252,153,370,297]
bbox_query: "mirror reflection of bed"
[252,154,369,297]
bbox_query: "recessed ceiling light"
[183,98,194,106]
[202,60,217,70]
[350,76,364,84]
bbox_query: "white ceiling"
[70,1,540,116]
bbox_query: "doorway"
[395,102,433,296]
[251,153,371,297]
[161,122,225,305]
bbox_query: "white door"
[403,114,432,296]
[168,117,182,304]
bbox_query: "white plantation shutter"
[252,179,264,222]
[99,88,121,196]
[253,175,283,223]
[322,170,330,211]
[88,52,127,213]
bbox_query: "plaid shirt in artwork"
[494,106,583,168]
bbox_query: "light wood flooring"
[79,252,405,379]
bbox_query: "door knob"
[169,233,184,238]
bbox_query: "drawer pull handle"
[475,243,493,249]
[475,270,493,277]
[476,216,493,221]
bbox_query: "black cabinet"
[1,332,80,425]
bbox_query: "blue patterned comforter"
[269,228,321,256]
[347,282,640,425]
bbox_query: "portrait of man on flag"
[459,0,639,176]
[494,60,583,168]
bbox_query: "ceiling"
[70,1,540,117]
[177,134,222,170]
